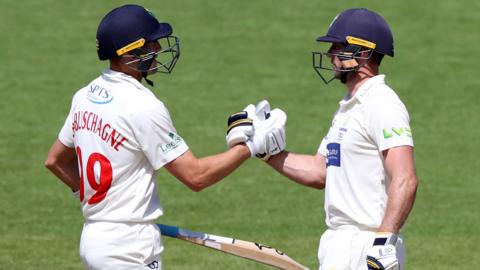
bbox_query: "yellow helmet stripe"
[346,36,376,49]
[116,38,146,56]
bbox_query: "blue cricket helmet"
[316,8,394,57]
[96,4,173,60]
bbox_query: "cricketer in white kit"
[259,8,419,270]
[45,4,286,270]
[59,69,186,269]
[316,75,412,269]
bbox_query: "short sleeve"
[365,90,414,151]
[317,114,338,157]
[318,137,329,157]
[131,99,189,170]
[58,98,76,148]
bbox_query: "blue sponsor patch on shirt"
[86,83,113,104]
[326,143,341,167]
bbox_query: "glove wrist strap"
[373,232,398,246]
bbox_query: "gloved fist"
[246,126,286,160]
[366,233,400,270]
[226,110,254,148]
[226,100,287,160]
[250,108,286,160]
[225,100,272,148]
[245,100,287,160]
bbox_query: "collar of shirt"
[339,74,386,107]
[102,68,146,91]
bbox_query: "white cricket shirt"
[59,69,189,222]
[318,75,414,230]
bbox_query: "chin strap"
[142,72,154,86]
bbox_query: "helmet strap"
[128,48,156,86]
[142,72,154,86]
[339,65,365,84]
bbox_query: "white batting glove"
[366,232,400,270]
[248,101,287,160]
[253,100,271,122]
[225,101,269,148]
[246,127,286,159]
[226,100,287,160]
[226,108,254,148]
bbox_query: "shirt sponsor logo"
[86,83,113,104]
[160,132,183,154]
[326,143,341,167]
[383,127,412,139]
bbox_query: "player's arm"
[164,144,250,192]
[44,139,80,191]
[164,103,287,192]
[378,145,418,233]
[366,145,417,269]
[266,151,326,189]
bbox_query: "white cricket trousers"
[317,227,405,270]
[80,221,163,270]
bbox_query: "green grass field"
[1,0,479,269]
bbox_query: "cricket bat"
[157,224,309,270]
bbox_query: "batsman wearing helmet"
[263,8,418,270]
[45,4,285,270]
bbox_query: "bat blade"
[158,224,309,270]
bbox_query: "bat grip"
[157,224,179,238]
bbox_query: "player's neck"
[110,60,143,82]
[345,65,379,99]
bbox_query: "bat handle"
[157,224,179,238]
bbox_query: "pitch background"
[1,0,479,269]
